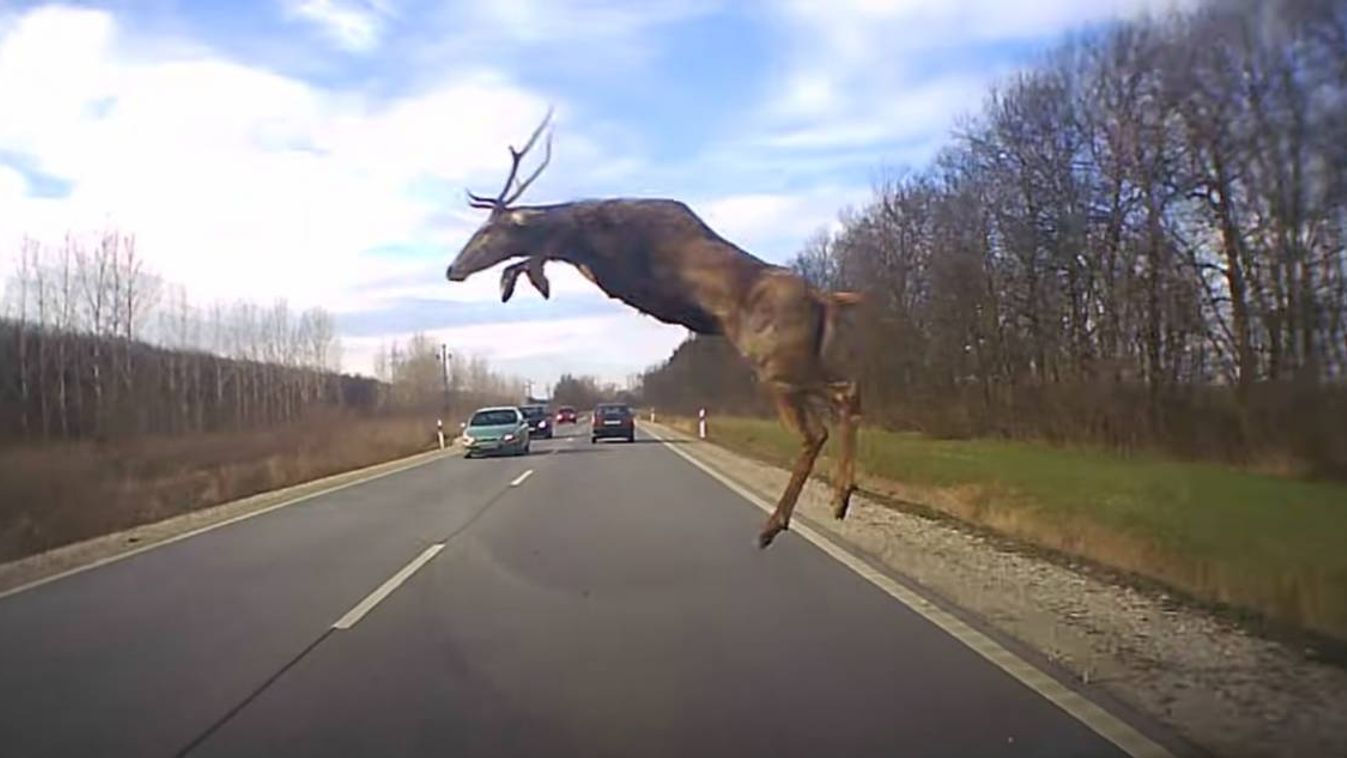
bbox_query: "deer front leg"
[829,380,861,520]
[759,388,828,549]
[523,255,550,299]
[499,257,551,302]
[500,261,529,302]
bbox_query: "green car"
[461,406,531,458]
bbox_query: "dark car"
[519,404,553,439]
[556,406,578,424]
[591,403,635,443]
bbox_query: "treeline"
[644,0,1347,472]
[372,333,531,412]
[551,373,639,410]
[639,338,766,416]
[1,231,377,444]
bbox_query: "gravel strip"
[651,422,1347,758]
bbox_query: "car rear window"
[470,409,519,426]
[598,405,631,418]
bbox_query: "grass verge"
[0,413,444,564]
[664,415,1347,642]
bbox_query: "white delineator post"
[698,408,707,439]
[436,419,446,450]
[650,407,656,423]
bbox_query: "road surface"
[0,423,1177,757]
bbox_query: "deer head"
[445,108,554,283]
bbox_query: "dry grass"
[0,413,442,564]
[663,414,1347,642]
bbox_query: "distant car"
[462,406,530,457]
[591,403,635,443]
[556,406,578,424]
[519,404,553,439]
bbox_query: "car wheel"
[627,434,635,443]
[590,436,597,444]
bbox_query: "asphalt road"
[0,423,1167,757]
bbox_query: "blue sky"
[0,0,1182,389]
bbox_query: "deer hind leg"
[828,380,861,520]
[759,387,828,549]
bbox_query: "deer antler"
[466,107,554,212]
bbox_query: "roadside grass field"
[662,415,1347,642]
[0,413,442,565]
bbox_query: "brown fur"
[446,117,862,547]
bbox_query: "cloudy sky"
[0,0,1182,389]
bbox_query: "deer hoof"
[757,517,787,549]
[832,487,856,520]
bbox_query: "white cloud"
[0,6,578,312]
[480,0,718,39]
[692,186,870,260]
[762,73,991,151]
[776,0,1194,53]
[0,6,116,152]
[0,164,25,202]
[281,0,392,52]
[455,0,719,54]
[755,0,1197,157]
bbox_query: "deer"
[445,110,863,548]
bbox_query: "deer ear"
[506,209,540,226]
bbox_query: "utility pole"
[440,343,451,409]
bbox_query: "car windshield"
[469,409,519,427]
[520,406,547,419]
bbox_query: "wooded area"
[550,373,639,410]
[642,0,1347,474]
[0,231,377,444]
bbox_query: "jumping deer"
[445,110,863,548]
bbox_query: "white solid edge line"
[333,543,445,630]
[510,469,535,487]
[646,424,1174,758]
[0,451,452,603]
